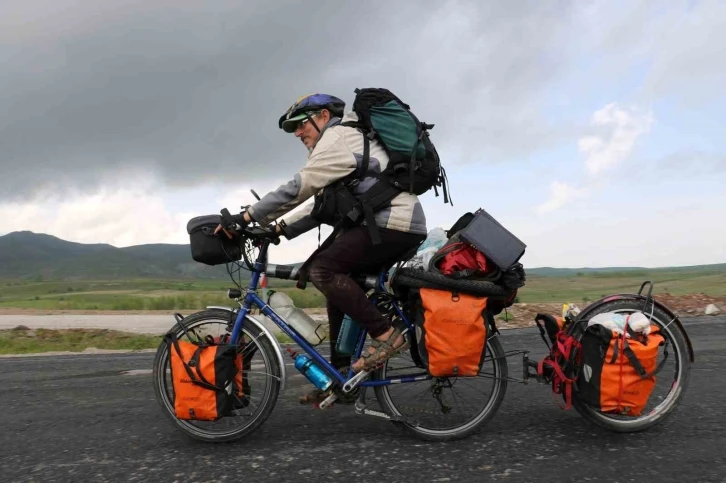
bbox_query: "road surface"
[0,316,724,482]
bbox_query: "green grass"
[0,280,326,311]
[514,269,726,303]
[0,328,162,355]
[0,266,723,311]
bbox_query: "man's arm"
[277,201,320,239]
[246,129,356,226]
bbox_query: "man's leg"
[308,225,425,338]
[298,299,351,405]
[297,226,423,401]
[326,297,349,370]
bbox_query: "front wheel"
[571,299,692,433]
[152,309,282,443]
[373,336,509,442]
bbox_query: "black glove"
[220,208,249,233]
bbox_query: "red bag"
[429,234,499,280]
[438,243,489,276]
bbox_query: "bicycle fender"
[206,306,288,393]
[575,295,695,362]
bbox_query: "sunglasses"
[294,112,320,131]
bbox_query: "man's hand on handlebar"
[214,208,283,240]
[214,208,250,239]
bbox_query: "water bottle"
[286,348,333,391]
[336,315,363,356]
[267,290,325,346]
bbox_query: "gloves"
[219,208,249,236]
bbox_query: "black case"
[186,215,242,266]
[458,210,526,270]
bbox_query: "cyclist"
[216,93,427,403]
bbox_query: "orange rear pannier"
[415,288,489,377]
[577,321,666,416]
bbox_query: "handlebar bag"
[186,214,242,266]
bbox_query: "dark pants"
[307,225,425,369]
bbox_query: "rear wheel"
[373,336,508,442]
[152,309,282,443]
[571,299,691,432]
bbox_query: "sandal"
[352,327,410,373]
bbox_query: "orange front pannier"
[578,323,666,416]
[165,333,241,421]
[418,288,488,377]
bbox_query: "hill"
[525,264,726,277]
[0,231,236,280]
[0,231,723,282]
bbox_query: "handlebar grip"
[265,264,299,280]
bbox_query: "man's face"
[294,110,329,150]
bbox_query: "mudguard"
[574,294,695,363]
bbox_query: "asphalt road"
[1,317,725,483]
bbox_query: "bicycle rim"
[154,314,279,441]
[375,337,508,440]
[572,301,691,431]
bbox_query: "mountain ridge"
[0,231,723,280]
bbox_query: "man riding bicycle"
[215,93,427,403]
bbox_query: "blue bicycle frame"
[226,237,431,388]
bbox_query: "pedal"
[317,393,338,410]
[354,401,419,427]
[342,369,370,393]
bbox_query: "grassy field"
[0,327,163,355]
[516,269,726,303]
[0,279,324,310]
[0,266,723,311]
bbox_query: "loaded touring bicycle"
[153,209,694,443]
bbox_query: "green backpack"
[344,88,448,198]
[310,88,452,244]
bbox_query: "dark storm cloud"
[0,0,576,201]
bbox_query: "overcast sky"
[1,0,724,268]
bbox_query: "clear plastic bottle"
[267,290,325,346]
[286,348,333,391]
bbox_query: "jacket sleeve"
[279,201,321,239]
[246,128,357,225]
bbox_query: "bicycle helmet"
[278,93,346,133]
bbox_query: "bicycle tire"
[570,299,692,433]
[373,336,509,442]
[392,267,511,297]
[152,309,281,443]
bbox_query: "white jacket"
[247,112,427,238]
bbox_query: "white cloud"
[0,188,192,247]
[536,181,589,214]
[536,103,653,213]
[514,192,726,268]
[580,103,654,176]
[0,179,333,265]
